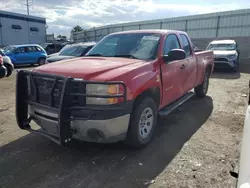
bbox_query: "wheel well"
[134,87,160,109]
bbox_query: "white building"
[0,10,46,46]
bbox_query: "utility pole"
[24,0,31,15]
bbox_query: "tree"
[71,25,83,33]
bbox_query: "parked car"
[46,42,96,63]
[0,55,7,78]
[40,43,65,55]
[16,30,214,148]
[47,44,71,58]
[206,40,240,71]
[3,44,47,66]
[0,49,14,77]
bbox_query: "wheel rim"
[139,107,154,139]
[203,72,209,93]
[39,59,45,64]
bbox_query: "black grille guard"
[16,70,127,146]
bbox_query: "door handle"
[180,64,186,69]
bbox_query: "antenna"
[23,0,32,15]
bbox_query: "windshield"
[3,46,16,53]
[59,44,70,53]
[86,33,160,60]
[59,45,87,56]
[207,43,236,51]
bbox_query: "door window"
[180,34,192,56]
[27,46,38,52]
[15,47,26,53]
[163,34,181,55]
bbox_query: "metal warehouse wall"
[73,8,250,65]
[0,11,46,46]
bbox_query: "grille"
[30,76,64,108]
[214,57,228,62]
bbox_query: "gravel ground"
[0,70,248,188]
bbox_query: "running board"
[158,92,195,116]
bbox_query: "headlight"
[86,84,120,105]
[227,54,236,59]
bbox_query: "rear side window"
[163,34,181,55]
[36,46,43,51]
[180,34,191,56]
[27,46,38,52]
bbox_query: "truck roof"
[109,29,188,36]
[209,40,236,44]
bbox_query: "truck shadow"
[211,69,241,79]
[0,96,213,188]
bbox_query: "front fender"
[130,71,161,100]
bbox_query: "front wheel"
[125,97,158,149]
[37,57,46,65]
[4,64,13,77]
[195,69,210,97]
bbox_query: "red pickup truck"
[16,30,214,148]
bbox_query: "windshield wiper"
[114,54,139,59]
[86,53,103,57]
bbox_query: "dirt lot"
[0,70,248,188]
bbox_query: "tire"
[194,69,210,98]
[37,57,46,65]
[125,97,158,149]
[3,64,13,77]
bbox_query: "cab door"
[179,34,197,92]
[14,47,29,64]
[160,34,189,107]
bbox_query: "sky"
[0,0,250,37]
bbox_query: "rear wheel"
[195,69,210,97]
[37,57,46,65]
[125,97,158,148]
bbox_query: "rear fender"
[195,52,214,86]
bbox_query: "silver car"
[206,40,240,71]
[0,49,13,77]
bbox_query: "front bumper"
[214,57,237,69]
[16,70,133,146]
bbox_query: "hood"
[34,57,146,80]
[47,52,60,58]
[213,50,237,56]
[47,55,75,62]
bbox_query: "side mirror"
[163,49,186,62]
